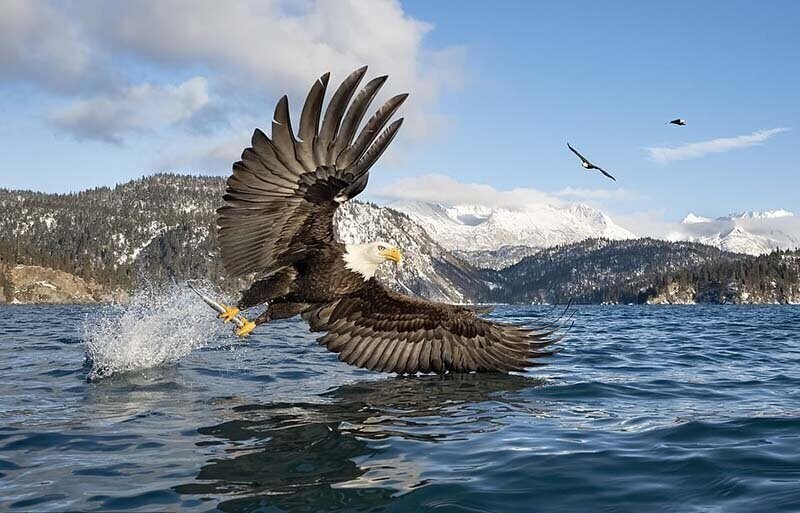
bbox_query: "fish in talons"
[187,282,257,337]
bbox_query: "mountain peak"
[682,213,713,224]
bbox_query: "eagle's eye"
[377,244,386,251]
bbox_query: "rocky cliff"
[646,282,698,305]
[0,264,127,304]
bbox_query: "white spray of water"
[83,281,230,380]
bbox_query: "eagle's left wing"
[303,279,561,374]
[217,67,407,277]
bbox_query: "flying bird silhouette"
[567,143,616,181]
[668,118,686,126]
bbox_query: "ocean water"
[1,297,799,512]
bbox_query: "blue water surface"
[1,305,799,512]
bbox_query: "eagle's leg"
[233,270,300,336]
[254,310,271,325]
[237,269,296,310]
[218,305,240,323]
[235,319,257,337]
[212,304,255,337]
[254,302,310,326]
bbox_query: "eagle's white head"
[343,241,403,279]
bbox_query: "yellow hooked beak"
[380,246,403,264]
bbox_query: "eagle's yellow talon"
[235,320,256,337]
[218,305,240,323]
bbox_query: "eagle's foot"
[218,305,240,323]
[235,320,256,337]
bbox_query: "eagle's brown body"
[237,243,364,322]
[216,67,563,374]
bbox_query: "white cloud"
[373,174,561,209]
[78,0,462,142]
[372,174,645,211]
[156,130,251,172]
[646,128,791,164]
[1,0,461,152]
[610,209,674,238]
[555,187,644,201]
[52,77,210,143]
[0,0,91,90]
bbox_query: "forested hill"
[1,174,798,304]
[654,249,800,304]
[486,238,737,304]
[486,238,800,304]
[0,174,489,302]
[0,174,228,290]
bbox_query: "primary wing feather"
[217,68,408,276]
[303,279,561,374]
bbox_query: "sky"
[0,0,797,235]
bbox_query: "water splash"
[83,281,230,380]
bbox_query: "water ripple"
[0,305,799,512]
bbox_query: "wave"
[83,281,230,380]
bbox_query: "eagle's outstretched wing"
[567,142,591,165]
[596,166,617,181]
[217,67,408,276]
[303,279,562,374]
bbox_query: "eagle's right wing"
[595,166,616,181]
[217,67,408,276]
[303,279,562,374]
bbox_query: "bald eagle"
[215,67,561,374]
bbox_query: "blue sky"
[0,0,797,234]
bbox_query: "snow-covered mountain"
[389,200,635,253]
[672,210,800,255]
[0,176,489,304]
[4,174,796,304]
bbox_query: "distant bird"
[668,118,686,126]
[567,143,616,181]
[208,67,562,374]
